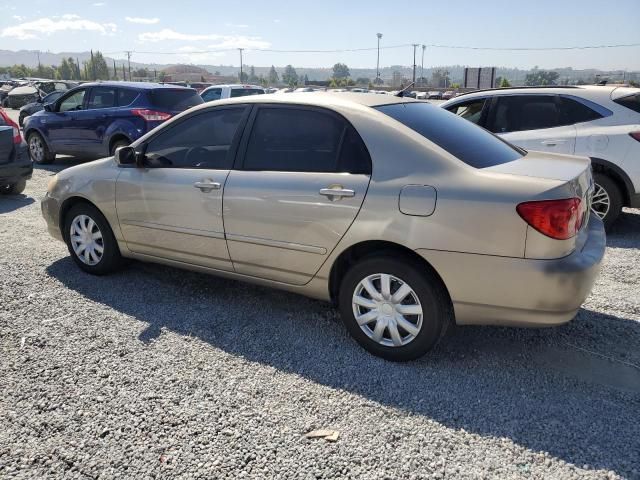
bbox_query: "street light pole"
[412,44,419,84]
[239,48,244,82]
[376,33,383,84]
[421,45,425,85]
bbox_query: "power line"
[422,42,640,51]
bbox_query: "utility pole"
[36,50,41,75]
[126,51,132,81]
[376,33,383,84]
[238,48,244,82]
[412,44,419,84]
[421,45,425,85]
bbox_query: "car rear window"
[375,102,523,168]
[149,88,203,111]
[230,88,265,98]
[614,93,640,114]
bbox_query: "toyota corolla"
[42,93,606,361]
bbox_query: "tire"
[63,203,123,275]
[0,179,27,195]
[110,139,130,156]
[19,112,26,128]
[338,255,452,361]
[592,173,622,231]
[27,132,55,165]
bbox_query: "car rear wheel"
[592,173,622,231]
[110,139,130,156]
[0,179,27,195]
[338,255,452,361]
[18,112,27,127]
[27,132,55,165]
[63,203,123,275]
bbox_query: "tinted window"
[201,88,222,102]
[560,96,603,124]
[338,126,372,174]
[376,102,523,169]
[230,88,264,98]
[144,107,247,169]
[87,87,116,109]
[614,93,640,114]
[43,90,64,103]
[488,95,562,133]
[149,88,203,111]
[446,99,486,125]
[118,89,138,106]
[244,107,344,173]
[59,89,86,112]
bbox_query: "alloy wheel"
[352,273,423,347]
[28,136,44,163]
[69,214,104,266]
[591,183,611,220]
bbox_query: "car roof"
[203,84,264,89]
[446,85,639,104]
[77,81,194,90]
[194,91,416,110]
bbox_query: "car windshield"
[149,88,204,112]
[375,102,524,168]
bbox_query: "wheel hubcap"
[70,215,104,266]
[29,137,43,162]
[352,273,423,348]
[591,183,610,220]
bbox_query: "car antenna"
[396,82,415,97]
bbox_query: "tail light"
[0,108,22,144]
[516,198,583,240]
[629,131,640,142]
[131,109,172,122]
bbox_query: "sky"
[1,0,639,71]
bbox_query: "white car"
[200,84,265,102]
[441,86,640,228]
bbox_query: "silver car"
[42,93,606,361]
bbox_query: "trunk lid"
[0,126,14,165]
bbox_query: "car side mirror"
[43,103,54,112]
[114,145,137,165]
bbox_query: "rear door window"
[87,87,117,110]
[149,88,203,111]
[143,106,248,169]
[117,89,139,107]
[242,106,369,173]
[614,93,640,114]
[445,98,487,125]
[201,88,222,102]
[376,102,523,168]
[487,95,562,133]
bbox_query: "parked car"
[427,91,443,100]
[442,90,456,100]
[415,92,427,100]
[200,84,265,102]
[441,85,640,228]
[41,93,605,361]
[0,108,31,195]
[23,82,203,164]
[19,90,66,127]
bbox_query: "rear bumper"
[0,145,32,185]
[416,214,606,327]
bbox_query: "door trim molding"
[226,233,327,255]
[121,220,225,240]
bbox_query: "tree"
[248,65,259,83]
[59,58,73,80]
[133,67,149,78]
[355,77,370,86]
[84,51,109,80]
[499,77,511,87]
[332,63,350,79]
[239,70,248,82]
[268,65,279,85]
[282,64,298,86]
[524,69,559,86]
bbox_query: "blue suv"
[23,82,203,164]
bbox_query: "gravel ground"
[1,157,639,480]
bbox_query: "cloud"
[138,28,270,49]
[273,19,281,23]
[92,2,106,6]
[1,15,116,40]
[12,15,25,21]
[125,16,159,25]
[225,23,249,29]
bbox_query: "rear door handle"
[541,139,566,146]
[319,186,355,200]
[193,181,221,192]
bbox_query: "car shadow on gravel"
[606,208,640,249]
[0,194,35,213]
[46,258,640,477]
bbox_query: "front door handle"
[319,186,355,200]
[193,180,221,192]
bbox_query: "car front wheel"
[592,173,622,231]
[338,255,452,361]
[63,203,124,275]
[27,132,55,165]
